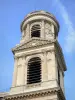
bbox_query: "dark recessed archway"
[27,57,41,84]
[31,24,40,38]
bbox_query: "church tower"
[3,11,67,100]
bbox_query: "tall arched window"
[27,57,41,84]
[31,24,40,38]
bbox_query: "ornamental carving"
[47,52,51,61]
[17,58,22,65]
[4,87,65,100]
[45,23,54,39]
[12,39,54,52]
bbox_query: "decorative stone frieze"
[4,87,65,100]
[12,38,56,53]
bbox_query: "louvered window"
[27,57,41,84]
[31,25,40,37]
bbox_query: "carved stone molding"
[12,38,56,53]
[4,87,65,100]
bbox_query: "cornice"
[57,87,66,100]
[12,38,56,54]
[14,48,55,59]
[0,92,9,97]
[4,87,65,100]
[4,87,58,99]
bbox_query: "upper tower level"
[20,11,59,43]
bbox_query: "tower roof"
[21,10,59,36]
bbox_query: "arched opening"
[31,24,40,38]
[27,57,41,84]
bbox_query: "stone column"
[41,51,48,82]
[22,56,27,85]
[43,51,48,81]
[21,56,25,86]
[24,60,27,85]
[55,55,58,82]
[51,24,55,38]
[27,23,30,39]
[12,57,18,87]
[41,20,45,38]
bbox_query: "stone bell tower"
[3,11,67,100]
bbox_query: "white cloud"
[53,0,75,53]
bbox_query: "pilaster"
[41,20,45,38]
[41,51,48,82]
[12,57,18,87]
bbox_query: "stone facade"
[0,11,67,100]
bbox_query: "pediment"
[12,38,55,52]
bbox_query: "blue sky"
[0,0,75,99]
